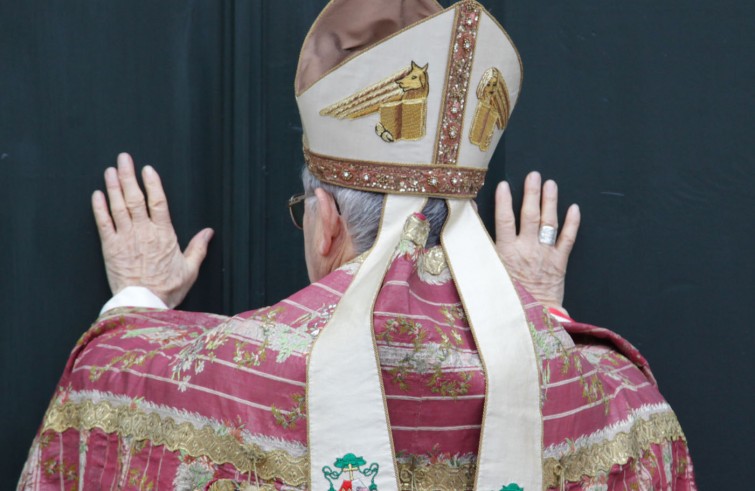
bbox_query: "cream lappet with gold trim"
[296,1,535,489]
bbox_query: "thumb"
[184,228,214,273]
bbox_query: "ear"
[313,188,341,257]
[411,61,419,69]
[421,63,428,72]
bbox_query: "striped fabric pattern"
[18,248,695,490]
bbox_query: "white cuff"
[100,286,168,314]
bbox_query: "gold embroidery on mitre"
[469,67,510,151]
[319,61,429,142]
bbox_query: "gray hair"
[302,168,448,253]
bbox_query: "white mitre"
[296,0,521,196]
[296,2,542,490]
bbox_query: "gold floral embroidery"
[271,392,307,430]
[552,329,611,413]
[42,457,78,486]
[89,349,159,382]
[231,308,291,369]
[128,466,156,490]
[233,340,269,367]
[378,313,473,398]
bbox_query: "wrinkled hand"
[91,153,213,308]
[494,171,580,314]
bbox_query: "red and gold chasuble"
[18,231,695,490]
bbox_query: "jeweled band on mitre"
[304,147,486,198]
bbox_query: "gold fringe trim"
[42,400,685,489]
[542,411,687,488]
[42,400,308,485]
[398,461,475,490]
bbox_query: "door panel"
[1,1,751,487]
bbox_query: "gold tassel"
[553,462,566,491]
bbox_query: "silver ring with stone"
[538,225,557,246]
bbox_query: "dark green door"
[1,1,752,488]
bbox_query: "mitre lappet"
[295,1,540,490]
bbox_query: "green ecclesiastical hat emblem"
[322,453,380,491]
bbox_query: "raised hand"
[91,153,213,309]
[494,171,581,314]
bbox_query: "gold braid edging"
[42,400,308,485]
[41,400,685,489]
[304,148,486,198]
[542,411,687,488]
[398,462,475,490]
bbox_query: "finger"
[91,190,115,239]
[104,166,131,232]
[541,179,559,228]
[519,171,542,237]
[184,228,214,275]
[117,152,148,223]
[557,204,581,255]
[494,181,517,246]
[142,165,172,226]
